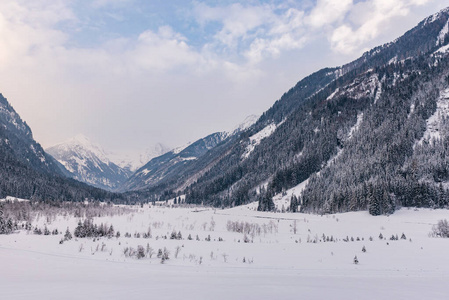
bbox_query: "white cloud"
[194,3,273,48]
[194,3,306,64]
[0,0,446,156]
[306,0,353,28]
[0,0,73,67]
[130,26,201,71]
[330,0,432,54]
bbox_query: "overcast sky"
[0,0,447,158]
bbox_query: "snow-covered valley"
[1,202,448,299]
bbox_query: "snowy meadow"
[1,199,449,300]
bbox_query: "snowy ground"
[1,204,449,299]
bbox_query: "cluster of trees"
[431,219,449,237]
[73,219,115,238]
[0,204,17,234]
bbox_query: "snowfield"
[1,204,449,300]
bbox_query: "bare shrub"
[137,245,146,259]
[175,246,182,258]
[431,219,449,238]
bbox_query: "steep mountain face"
[120,115,259,192]
[0,95,121,202]
[46,135,132,191]
[0,94,66,176]
[151,7,449,214]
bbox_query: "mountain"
[0,94,64,176]
[229,115,260,135]
[120,115,259,192]
[107,143,171,173]
[0,94,122,202]
[120,132,229,192]
[46,135,132,191]
[139,7,449,215]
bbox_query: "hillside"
[0,94,123,202]
[141,7,449,215]
[120,115,258,193]
[46,135,132,191]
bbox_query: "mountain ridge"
[143,6,449,215]
[119,114,259,192]
[0,94,123,202]
[46,134,132,191]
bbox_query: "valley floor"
[1,204,449,299]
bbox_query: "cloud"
[0,0,445,155]
[306,0,353,28]
[0,0,74,67]
[194,3,306,64]
[329,0,433,54]
[130,26,201,71]
[194,3,273,49]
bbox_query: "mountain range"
[2,7,449,215]
[134,7,449,215]
[44,115,258,192]
[0,94,123,202]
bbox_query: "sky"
[0,0,448,159]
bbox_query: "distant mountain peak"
[72,133,91,145]
[107,143,171,172]
[46,135,131,191]
[423,6,449,25]
[229,114,260,135]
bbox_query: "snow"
[418,88,449,144]
[437,18,449,46]
[423,8,449,26]
[140,168,151,175]
[172,141,193,154]
[434,44,449,54]
[1,205,449,299]
[48,135,170,173]
[242,123,278,159]
[271,179,310,211]
[182,156,197,161]
[338,74,381,103]
[388,56,398,64]
[228,114,259,135]
[0,196,30,202]
[59,159,75,173]
[47,134,111,166]
[409,102,416,118]
[325,147,344,168]
[348,112,363,139]
[326,88,339,101]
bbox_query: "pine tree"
[64,227,72,241]
[290,195,298,212]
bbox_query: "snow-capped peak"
[228,114,260,136]
[54,134,110,164]
[423,6,449,26]
[172,141,193,154]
